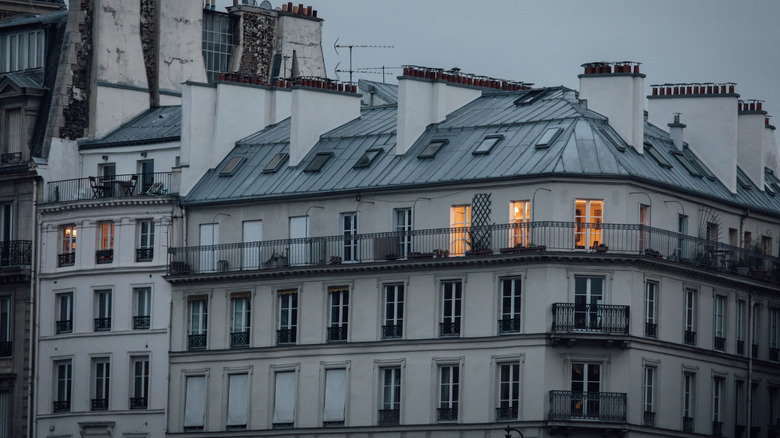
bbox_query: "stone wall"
[140,0,157,105]
[58,0,92,140]
[236,11,275,80]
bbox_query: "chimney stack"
[668,113,686,150]
[578,61,645,153]
[647,82,739,193]
[737,99,768,190]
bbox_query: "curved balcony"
[548,390,626,422]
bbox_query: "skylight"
[670,151,702,177]
[600,127,627,152]
[418,139,448,159]
[262,153,288,173]
[219,156,244,176]
[353,148,383,168]
[473,135,503,155]
[736,173,752,190]
[514,89,546,106]
[304,153,333,172]
[644,143,672,169]
[687,153,716,180]
[765,184,776,196]
[535,127,562,148]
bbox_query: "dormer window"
[263,153,288,173]
[353,148,383,168]
[535,127,562,149]
[473,135,503,155]
[0,30,44,73]
[644,143,672,169]
[304,153,333,172]
[418,140,447,159]
[219,157,244,176]
[736,173,752,190]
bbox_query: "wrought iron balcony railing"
[130,397,147,409]
[46,172,173,203]
[683,416,694,432]
[327,325,348,342]
[57,252,75,267]
[684,330,696,346]
[437,407,458,422]
[714,336,726,351]
[643,411,655,426]
[496,406,518,421]
[548,390,627,422]
[382,323,403,339]
[133,315,150,329]
[230,331,249,348]
[0,341,11,356]
[737,340,745,356]
[167,221,780,284]
[94,317,111,331]
[439,321,460,337]
[770,347,779,361]
[136,248,153,262]
[52,400,70,412]
[713,421,724,436]
[91,398,108,411]
[56,320,72,334]
[276,328,296,345]
[95,249,113,264]
[498,317,521,334]
[752,343,759,358]
[551,303,629,334]
[0,152,22,164]
[188,333,207,350]
[0,240,32,267]
[378,408,400,425]
[645,322,658,338]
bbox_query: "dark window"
[263,153,289,173]
[418,140,447,159]
[304,153,333,172]
[737,173,752,190]
[535,127,562,148]
[353,148,384,168]
[219,157,244,176]
[514,89,546,105]
[473,135,503,155]
[644,143,672,169]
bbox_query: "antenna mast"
[333,39,393,83]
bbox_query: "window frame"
[449,205,471,256]
[496,361,521,421]
[643,365,656,424]
[574,199,603,250]
[382,283,404,339]
[130,356,150,409]
[53,359,72,412]
[644,281,658,338]
[378,366,402,425]
[509,200,530,247]
[272,368,298,428]
[682,371,696,430]
[327,286,349,342]
[230,294,251,348]
[136,219,154,262]
[440,280,462,337]
[132,287,151,330]
[277,289,298,345]
[91,357,111,411]
[683,288,697,346]
[226,372,250,429]
[55,292,73,334]
[498,277,522,334]
[437,364,460,422]
[93,289,112,332]
[58,224,77,266]
[0,297,11,351]
[187,297,208,350]
[713,295,726,351]
[339,212,358,262]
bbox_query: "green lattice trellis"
[469,193,493,252]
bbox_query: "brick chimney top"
[650,82,737,97]
[401,65,533,91]
[738,99,765,113]
[281,2,317,17]
[580,61,642,75]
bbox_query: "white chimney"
[289,79,361,166]
[578,62,645,153]
[647,83,739,193]
[737,100,767,190]
[668,113,686,150]
[764,117,779,176]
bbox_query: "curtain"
[273,371,296,423]
[323,369,346,422]
[184,376,206,427]
[227,374,249,426]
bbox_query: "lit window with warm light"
[449,205,471,256]
[510,201,530,247]
[574,200,603,250]
[59,225,77,266]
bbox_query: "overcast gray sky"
[222,0,780,120]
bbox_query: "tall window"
[440,280,462,337]
[199,223,218,271]
[574,276,604,330]
[241,220,262,269]
[438,365,459,422]
[130,356,149,409]
[510,201,530,247]
[340,212,358,262]
[683,372,695,432]
[497,362,520,421]
[136,219,154,262]
[2,108,21,157]
[0,30,44,73]
[645,282,658,338]
[92,359,110,411]
[226,373,249,429]
[187,298,208,350]
[574,199,603,249]
[184,375,206,431]
[277,290,297,345]
[230,295,250,348]
[737,300,746,356]
[752,304,760,358]
[379,367,401,425]
[639,204,651,251]
[643,367,656,426]
[712,377,723,433]
[328,287,349,342]
[288,216,308,265]
[96,221,114,264]
[770,308,779,361]
[0,389,8,438]
[58,225,76,266]
[677,214,689,259]
[201,10,233,83]
[0,297,10,356]
[449,205,471,256]
[382,284,404,339]
[53,360,72,412]
[714,295,726,351]
[273,371,296,428]
[93,289,112,331]
[394,208,412,259]
[133,287,151,329]
[323,369,346,426]
[684,289,697,346]
[571,363,600,419]
[499,278,521,334]
[138,159,154,193]
[56,293,73,334]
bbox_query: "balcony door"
[289,216,307,266]
[340,212,358,262]
[199,224,218,272]
[0,203,10,265]
[242,220,262,270]
[571,362,600,418]
[574,277,603,330]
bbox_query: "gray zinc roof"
[0,69,44,90]
[184,87,780,216]
[358,79,398,105]
[79,106,181,149]
[0,9,67,29]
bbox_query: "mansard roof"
[79,106,182,149]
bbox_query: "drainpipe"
[28,178,38,438]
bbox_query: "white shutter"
[242,221,262,269]
[226,374,249,426]
[184,376,206,427]
[273,371,296,423]
[323,369,346,422]
[289,217,308,265]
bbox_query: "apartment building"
[164,64,780,437]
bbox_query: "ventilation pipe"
[668,113,685,151]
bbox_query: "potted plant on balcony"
[594,243,609,253]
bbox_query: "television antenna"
[334,38,393,83]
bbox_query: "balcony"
[770,347,779,361]
[52,400,70,413]
[130,397,147,409]
[439,321,460,337]
[684,330,696,346]
[94,317,111,331]
[0,152,22,164]
[276,328,296,345]
[713,421,724,436]
[0,341,11,356]
[682,416,694,432]
[188,333,207,350]
[327,325,347,343]
[496,406,518,421]
[437,407,458,422]
[133,315,150,329]
[95,249,113,264]
[551,303,629,334]
[378,409,400,425]
[57,252,75,267]
[91,398,108,411]
[548,391,626,422]
[0,240,32,267]
[382,323,403,339]
[498,317,521,334]
[644,322,657,338]
[136,248,153,262]
[230,331,249,348]
[46,172,173,204]
[714,336,726,351]
[643,411,655,426]
[56,320,72,334]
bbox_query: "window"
[92,358,110,411]
[130,356,149,409]
[133,287,151,329]
[56,293,73,334]
[58,225,76,266]
[499,278,521,334]
[677,214,689,259]
[0,30,43,73]
[574,276,604,330]
[737,172,752,189]
[712,377,724,434]
[136,219,154,262]
[219,156,243,176]
[277,290,297,345]
[328,287,349,342]
[340,212,358,262]
[226,373,249,429]
[273,371,296,428]
[188,298,208,350]
[440,280,462,337]
[230,295,250,348]
[378,367,401,425]
[473,135,503,155]
[574,199,603,249]
[382,284,404,339]
[769,387,779,427]
[438,365,459,422]
[323,369,346,426]
[736,380,746,427]
[418,139,447,159]
[683,372,695,432]
[714,295,726,351]
[353,148,383,168]
[449,205,471,256]
[263,153,288,173]
[645,282,658,338]
[671,150,703,177]
[53,360,72,412]
[304,153,333,172]
[752,304,760,358]
[96,222,114,264]
[510,201,530,247]
[762,235,773,255]
[201,9,233,82]
[643,366,656,426]
[2,108,21,156]
[770,308,779,361]
[0,390,8,438]
[600,126,627,152]
[514,88,546,106]
[0,297,10,356]
[644,142,673,168]
[394,208,412,259]
[497,362,520,421]
[706,222,719,243]
[737,300,746,356]
[138,159,155,192]
[289,216,307,265]
[639,204,650,251]
[199,223,219,272]
[535,127,562,148]
[684,289,696,346]
[184,375,206,430]
[571,363,601,419]
[94,289,112,331]
[241,220,262,269]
